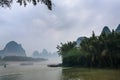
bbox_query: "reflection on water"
[0,74,22,80]
[62,68,120,80]
[0,61,120,80]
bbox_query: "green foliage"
[56,41,76,56]
[0,0,52,10]
[57,30,120,68]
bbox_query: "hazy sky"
[0,0,120,56]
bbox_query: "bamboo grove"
[57,29,120,68]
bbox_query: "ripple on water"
[0,74,22,80]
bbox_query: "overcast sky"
[0,0,120,56]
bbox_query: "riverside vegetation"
[57,26,120,68]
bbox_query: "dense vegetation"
[0,0,52,10]
[57,31,120,68]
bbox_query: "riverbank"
[47,63,62,67]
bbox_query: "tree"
[57,28,120,68]
[0,0,52,10]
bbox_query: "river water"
[0,60,120,80]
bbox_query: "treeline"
[57,31,120,68]
[0,56,47,61]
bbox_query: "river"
[0,60,120,80]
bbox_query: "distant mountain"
[76,37,86,47]
[32,49,59,59]
[115,24,120,33]
[40,49,49,57]
[101,26,111,34]
[32,50,40,58]
[0,41,26,57]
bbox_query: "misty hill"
[0,41,26,57]
[76,24,120,47]
[101,24,120,34]
[101,26,111,34]
[32,51,40,58]
[115,24,120,33]
[76,37,86,47]
[32,49,59,59]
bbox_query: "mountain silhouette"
[0,41,26,57]
[115,24,120,33]
[101,26,111,34]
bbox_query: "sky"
[0,0,120,56]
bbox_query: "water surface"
[0,61,119,80]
